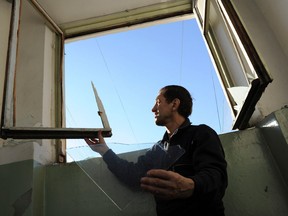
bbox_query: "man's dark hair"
[161,85,193,118]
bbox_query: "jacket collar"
[162,118,191,141]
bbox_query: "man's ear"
[172,98,180,110]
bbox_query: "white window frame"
[195,0,272,130]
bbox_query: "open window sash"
[195,0,272,130]
[0,0,112,139]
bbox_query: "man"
[85,85,228,216]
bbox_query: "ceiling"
[34,0,194,40]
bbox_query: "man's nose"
[151,105,156,112]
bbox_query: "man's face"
[152,91,173,126]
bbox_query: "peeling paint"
[3,139,39,147]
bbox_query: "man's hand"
[84,130,109,156]
[140,169,194,200]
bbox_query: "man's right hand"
[84,130,109,156]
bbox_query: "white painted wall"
[255,0,288,59]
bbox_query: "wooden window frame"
[0,0,112,140]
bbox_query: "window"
[195,0,272,129]
[1,0,113,140]
[1,0,271,159]
[64,18,233,154]
[0,0,194,161]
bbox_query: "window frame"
[1,0,272,142]
[198,0,272,130]
[0,0,112,140]
[1,0,195,163]
[1,0,195,141]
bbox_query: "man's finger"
[97,130,105,144]
[85,138,95,145]
[141,175,172,189]
[146,169,174,180]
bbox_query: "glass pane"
[66,141,185,210]
[206,0,253,88]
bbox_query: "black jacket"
[103,119,228,216]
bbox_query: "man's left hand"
[140,169,194,200]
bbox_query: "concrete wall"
[222,129,288,215]
[0,160,45,216]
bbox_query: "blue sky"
[64,18,233,150]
